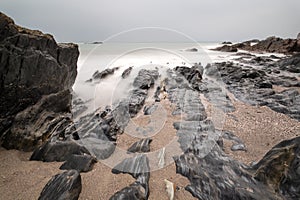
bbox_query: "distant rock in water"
[91,41,103,44]
[92,67,119,80]
[0,12,79,151]
[213,44,238,52]
[221,41,232,44]
[297,33,300,40]
[38,170,82,200]
[121,66,133,79]
[185,48,198,52]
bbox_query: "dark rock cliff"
[0,12,79,151]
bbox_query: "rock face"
[214,36,300,54]
[0,12,79,151]
[38,170,82,200]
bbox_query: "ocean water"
[73,42,230,111]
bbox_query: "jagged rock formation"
[214,36,300,54]
[38,170,82,200]
[0,12,79,151]
[205,61,300,120]
[165,64,299,199]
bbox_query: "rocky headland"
[1,12,300,200]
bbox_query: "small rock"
[143,104,158,115]
[231,143,247,152]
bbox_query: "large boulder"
[0,12,79,150]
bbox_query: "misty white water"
[73,42,232,111]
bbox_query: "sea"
[73,42,231,112]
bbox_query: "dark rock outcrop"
[214,36,300,54]
[174,64,203,91]
[0,12,79,151]
[206,62,300,120]
[38,170,82,200]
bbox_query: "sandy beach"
[1,96,299,200]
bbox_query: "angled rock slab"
[38,170,81,200]
[127,138,152,153]
[59,154,97,173]
[112,154,150,179]
[30,138,90,162]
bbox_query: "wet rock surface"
[38,170,82,200]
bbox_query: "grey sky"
[1,0,299,42]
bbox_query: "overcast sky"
[1,0,299,42]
